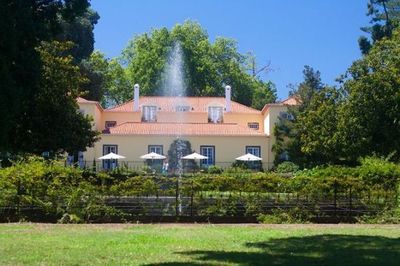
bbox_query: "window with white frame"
[208,106,223,123]
[148,145,163,155]
[246,146,261,157]
[103,145,118,170]
[142,106,157,122]
[200,146,215,166]
[248,122,259,130]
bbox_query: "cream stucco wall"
[78,103,102,131]
[262,105,289,161]
[78,100,290,169]
[83,135,273,169]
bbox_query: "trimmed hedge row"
[0,156,399,223]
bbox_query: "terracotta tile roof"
[77,97,103,110]
[261,96,299,114]
[77,97,97,104]
[281,96,300,105]
[106,122,266,137]
[105,97,261,114]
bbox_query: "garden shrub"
[257,207,312,224]
[0,155,399,222]
[276,161,299,174]
[206,165,223,174]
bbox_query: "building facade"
[77,86,295,170]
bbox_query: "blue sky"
[91,0,370,100]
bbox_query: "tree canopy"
[0,0,98,156]
[275,27,400,167]
[358,0,400,54]
[92,21,276,108]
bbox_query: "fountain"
[162,42,187,215]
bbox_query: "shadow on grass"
[145,234,400,266]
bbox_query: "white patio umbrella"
[140,152,166,160]
[182,152,208,160]
[235,153,262,161]
[98,152,126,160]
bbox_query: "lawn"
[0,224,399,265]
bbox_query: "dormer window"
[176,105,190,112]
[142,106,157,122]
[208,106,223,123]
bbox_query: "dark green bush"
[276,161,299,174]
[257,207,312,224]
[206,165,224,174]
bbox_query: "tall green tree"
[359,0,400,54]
[82,51,132,106]
[114,21,276,108]
[13,41,99,155]
[339,28,400,161]
[0,0,95,154]
[57,8,100,62]
[273,66,327,167]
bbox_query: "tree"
[13,41,99,155]
[113,21,276,108]
[81,51,132,107]
[339,28,400,161]
[358,0,400,54]
[0,0,94,155]
[57,8,100,62]
[296,87,343,165]
[273,66,326,167]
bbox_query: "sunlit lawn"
[0,223,399,265]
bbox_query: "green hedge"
[0,156,399,222]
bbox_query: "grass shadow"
[145,234,400,266]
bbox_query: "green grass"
[0,224,399,265]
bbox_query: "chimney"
[133,84,140,112]
[225,85,231,112]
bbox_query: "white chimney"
[133,84,140,112]
[225,85,231,112]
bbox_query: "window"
[105,121,116,128]
[103,145,118,170]
[148,145,163,155]
[176,105,190,112]
[142,106,157,122]
[246,146,261,157]
[200,146,215,166]
[147,145,164,170]
[279,112,294,120]
[245,146,261,170]
[248,122,259,130]
[208,106,223,123]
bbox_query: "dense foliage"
[0,0,99,157]
[0,156,398,223]
[275,26,400,167]
[358,0,400,54]
[88,21,277,108]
